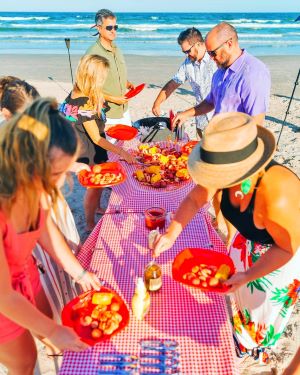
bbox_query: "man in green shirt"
[86,9,134,128]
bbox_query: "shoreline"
[1,54,300,95]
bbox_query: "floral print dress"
[60,95,108,165]
[229,233,300,353]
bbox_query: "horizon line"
[0,11,299,14]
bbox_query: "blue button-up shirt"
[205,50,271,116]
[172,52,217,130]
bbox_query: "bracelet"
[75,269,87,282]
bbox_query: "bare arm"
[173,99,215,127]
[103,93,128,105]
[82,119,135,164]
[152,80,181,116]
[38,205,101,291]
[154,185,217,256]
[225,167,300,291]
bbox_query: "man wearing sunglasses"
[173,22,270,129]
[86,9,134,130]
[152,27,216,138]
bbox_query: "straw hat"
[187,112,276,189]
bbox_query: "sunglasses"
[207,38,232,57]
[105,25,119,31]
[182,43,196,55]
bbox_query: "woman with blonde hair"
[60,54,135,232]
[0,98,101,374]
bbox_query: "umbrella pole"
[276,68,300,148]
[64,38,74,85]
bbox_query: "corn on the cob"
[215,264,231,281]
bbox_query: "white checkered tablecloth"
[60,138,238,374]
[60,212,237,375]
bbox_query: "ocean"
[0,12,299,56]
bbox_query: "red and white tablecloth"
[60,139,238,375]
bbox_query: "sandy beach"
[0,53,299,374]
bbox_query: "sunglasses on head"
[207,38,232,57]
[182,43,196,55]
[105,25,119,31]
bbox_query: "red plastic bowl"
[181,141,198,155]
[61,287,130,346]
[106,125,138,141]
[125,83,146,99]
[172,248,235,293]
[77,162,126,188]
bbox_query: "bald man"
[173,22,271,128]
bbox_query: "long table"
[59,140,238,375]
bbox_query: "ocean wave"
[231,22,300,29]
[8,21,299,31]
[10,23,92,29]
[241,40,300,45]
[0,16,49,21]
[229,18,282,24]
[239,33,282,38]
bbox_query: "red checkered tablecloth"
[60,139,238,374]
[104,139,197,213]
[60,212,237,374]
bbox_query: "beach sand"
[0,54,299,374]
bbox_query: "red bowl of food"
[62,287,130,346]
[172,248,235,293]
[106,125,138,141]
[78,162,126,188]
[181,141,198,155]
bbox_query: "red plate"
[181,141,198,155]
[169,109,175,131]
[125,83,146,99]
[172,248,235,293]
[106,125,138,141]
[77,162,126,188]
[61,287,130,346]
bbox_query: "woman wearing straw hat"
[154,112,300,360]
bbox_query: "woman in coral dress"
[0,98,101,374]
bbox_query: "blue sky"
[0,0,299,12]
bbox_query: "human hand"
[152,103,161,117]
[127,81,135,90]
[71,162,91,174]
[48,325,89,352]
[223,272,249,293]
[119,149,136,164]
[153,233,176,257]
[173,111,189,128]
[75,270,102,292]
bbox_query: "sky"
[0,0,299,13]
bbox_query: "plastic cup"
[145,207,166,230]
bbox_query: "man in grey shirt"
[86,9,134,127]
[152,28,216,138]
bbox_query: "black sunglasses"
[182,43,196,55]
[207,38,232,57]
[105,25,119,31]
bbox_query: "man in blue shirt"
[152,28,216,138]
